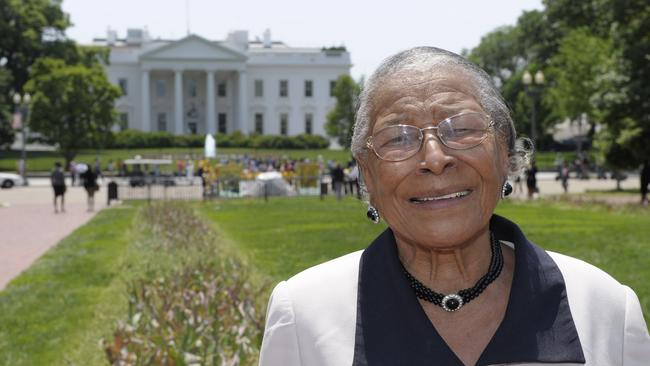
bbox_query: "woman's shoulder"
[285,250,363,291]
[547,250,650,363]
[547,251,622,289]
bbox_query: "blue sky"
[62,0,543,78]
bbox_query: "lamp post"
[522,70,545,148]
[12,92,31,186]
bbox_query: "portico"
[139,35,248,135]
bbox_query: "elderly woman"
[259,47,650,365]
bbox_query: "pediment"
[140,35,246,62]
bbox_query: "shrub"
[104,261,264,366]
[108,130,329,149]
[104,203,266,366]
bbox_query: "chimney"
[106,28,117,45]
[263,29,272,48]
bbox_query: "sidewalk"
[0,186,105,290]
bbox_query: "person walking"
[331,163,345,201]
[560,161,570,194]
[641,160,649,206]
[81,165,99,212]
[51,162,66,213]
[525,162,538,200]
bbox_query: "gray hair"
[352,47,531,182]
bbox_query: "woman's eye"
[383,135,410,147]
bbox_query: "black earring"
[367,205,380,224]
[501,181,513,198]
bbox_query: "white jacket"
[260,216,650,365]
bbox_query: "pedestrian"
[525,162,538,200]
[560,161,570,194]
[186,160,195,184]
[331,163,345,201]
[81,165,99,212]
[348,163,360,198]
[51,162,66,213]
[94,158,102,180]
[641,160,649,206]
[69,160,77,186]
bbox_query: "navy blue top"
[352,215,585,365]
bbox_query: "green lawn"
[0,206,137,365]
[201,197,650,324]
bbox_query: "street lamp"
[13,92,31,186]
[522,70,545,148]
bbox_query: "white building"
[94,28,351,136]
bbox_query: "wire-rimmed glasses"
[366,112,494,162]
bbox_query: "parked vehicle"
[0,172,25,188]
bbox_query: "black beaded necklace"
[402,232,504,312]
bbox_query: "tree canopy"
[24,54,121,166]
[325,75,361,149]
[465,0,650,168]
[0,0,71,148]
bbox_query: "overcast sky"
[62,0,543,79]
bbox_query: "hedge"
[106,130,329,149]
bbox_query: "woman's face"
[359,66,508,250]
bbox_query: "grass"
[0,147,356,172]
[0,205,137,365]
[0,147,578,172]
[201,196,650,325]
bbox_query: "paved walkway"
[0,185,105,290]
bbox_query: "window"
[218,113,227,134]
[217,82,227,97]
[118,78,128,96]
[119,113,129,130]
[329,80,336,97]
[254,79,264,97]
[188,122,197,134]
[279,80,288,97]
[304,80,313,97]
[157,113,167,132]
[305,113,313,134]
[280,113,288,135]
[255,113,264,134]
[188,79,197,97]
[156,79,166,97]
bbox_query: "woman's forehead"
[370,67,483,121]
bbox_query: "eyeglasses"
[366,112,494,162]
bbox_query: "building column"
[141,70,150,131]
[237,70,248,133]
[174,69,184,134]
[206,70,216,135]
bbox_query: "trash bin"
[107,180,118,206]
[320,181,328,200]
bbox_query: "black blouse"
[352,215,585,365]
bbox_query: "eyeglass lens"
[371,113,490,161]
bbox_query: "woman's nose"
[416,133,455,175]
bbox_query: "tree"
[0,0,70,148]
[0,65,13,148]
[325,75,361,149]
[24,56,121,166]
[544,29,616,147]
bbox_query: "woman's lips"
[409,190,472,203]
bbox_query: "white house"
[93,28,352,136]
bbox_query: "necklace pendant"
[441,294,464,312]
